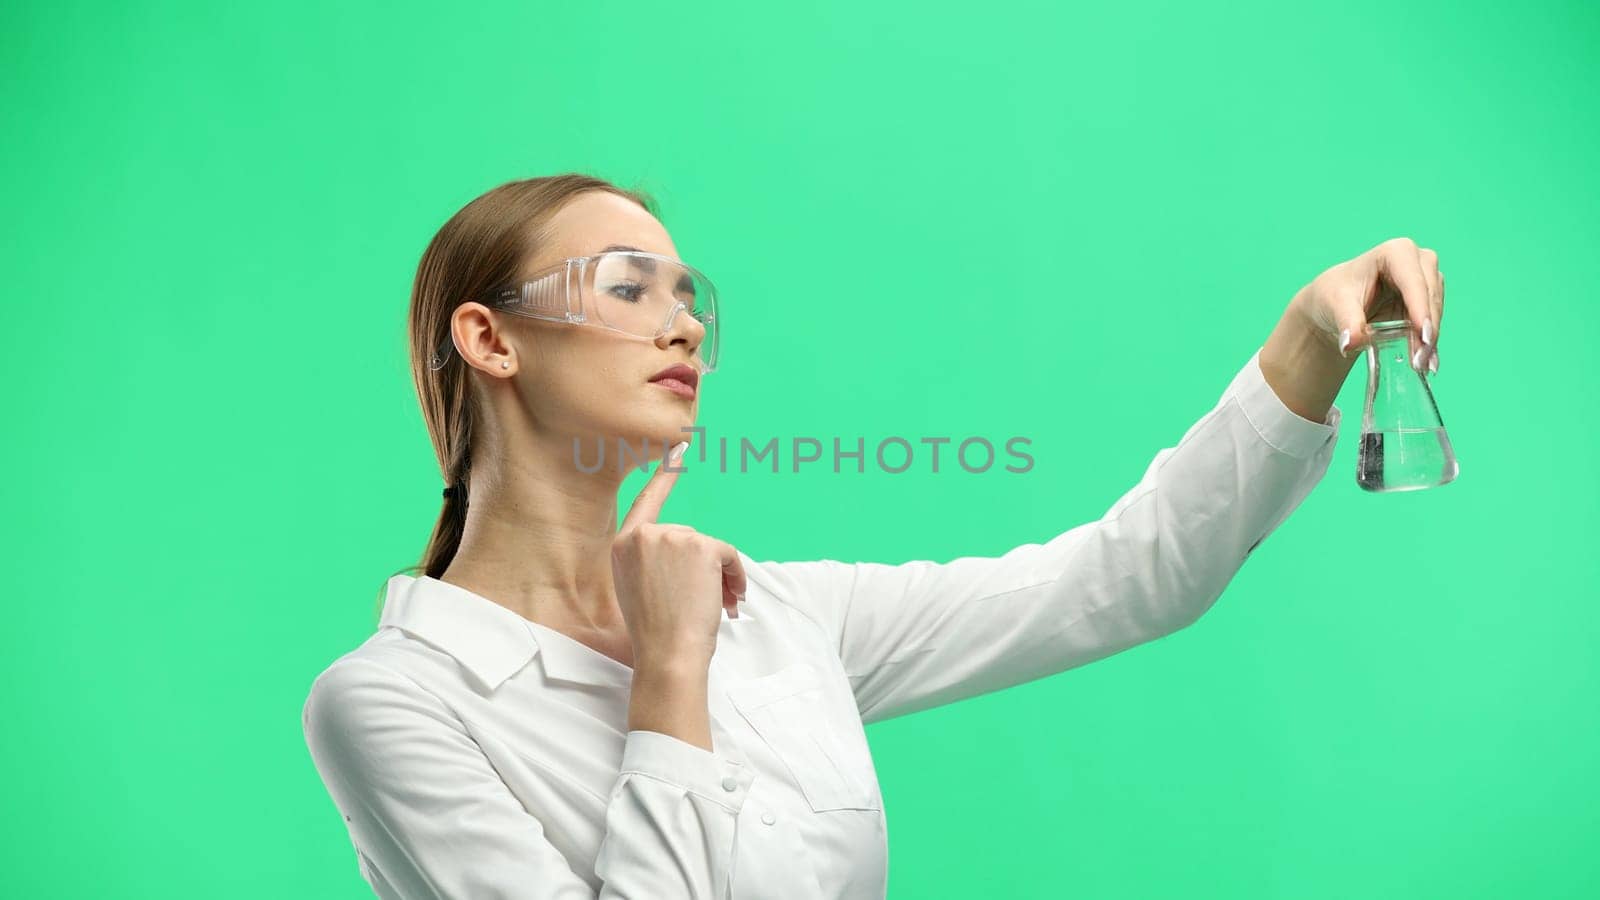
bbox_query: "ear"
[452,303,519,375]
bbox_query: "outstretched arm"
[747,342,1339,725]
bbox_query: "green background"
[5,0,1596,897]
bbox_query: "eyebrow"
[597,245,697,298]
[600,244,655,275]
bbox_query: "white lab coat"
[302,346,1340,899]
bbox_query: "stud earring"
[501,361,510,369]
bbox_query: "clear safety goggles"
[428,249,720,373]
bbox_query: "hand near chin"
[611,441,748,673]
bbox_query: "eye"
[605,281,647,303]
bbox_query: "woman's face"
[473,191,707,464]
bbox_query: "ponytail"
[422,472,470,579]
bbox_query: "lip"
[648,363,700,398]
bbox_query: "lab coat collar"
[379,574,539,694]
[377,573,754,694]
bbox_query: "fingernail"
[1412,347,1425,373]
[670,441,688,463]
[1422,320,1433,347]
[1428,349,1438,375]
[1339,328,1350,357]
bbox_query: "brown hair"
[376,173,660,615]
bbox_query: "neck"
[441,431,648,633]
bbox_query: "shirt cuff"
[1226,346,1341,460]
[618,729,755,813]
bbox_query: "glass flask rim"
[1367,319,1415,344]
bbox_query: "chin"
[602,408,698,458]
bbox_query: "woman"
[302,173,1445,899]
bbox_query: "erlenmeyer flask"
[1357,319,1459,492]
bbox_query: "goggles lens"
[583,252,717,370]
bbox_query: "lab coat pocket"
[728,662,881,813]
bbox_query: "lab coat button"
[761,811,776,825]
[721,776,738,792]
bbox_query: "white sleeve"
[302,658,753,899]
[747,346,1341,725]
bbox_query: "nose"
[654,301,706,359]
